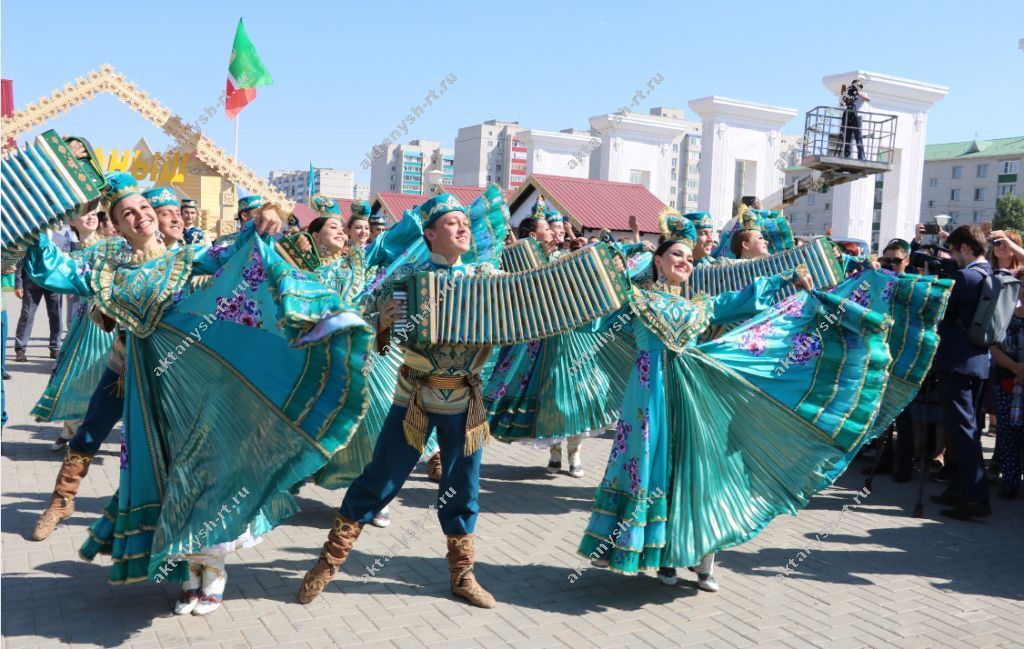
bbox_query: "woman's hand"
[793,270,814,292]
[296,236,312,253]
[68,140,88,160]
[937,229,949,242]
[641,240,656,253]
[914,223,925,243]
[254,205,283,236]
[378,299,403,331]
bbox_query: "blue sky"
[3,1,1022,184]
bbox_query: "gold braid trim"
[401,369,490,457]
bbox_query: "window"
[973,211,982,222]
[1000,160,1020,174]
[952,166,962,179]
[671,158,677,168]
[687,193,698,201]
[808,194,816,206]
[929,178,938,187]
[999,184,1016,196]
[669,200,675,207]
[689,135,702,146]
[686,180,698,189]
[629,170,651,187]
[671,171,677,181]
[670,186,676,194]
[927,200,934,208]
[688,151,700,160]
[977,164,988,178]
[806,215,811,224]
[824,203,831,211]
[687,165,698,174]
[975,188,986,201]
[951,188,961,201]
[672,143,679,153]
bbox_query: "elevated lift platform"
[766,106,897,210]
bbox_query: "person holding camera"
[840,79,871,160]
[929,225,993,519]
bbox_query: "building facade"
[369,139,454,196]
[269,168,355,204]
[919,137,1022,226]
[453,120,527,190]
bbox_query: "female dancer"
[22,172,372,614]
[579,211,950,592]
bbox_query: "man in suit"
[930,225,992,519]
[13,259,63,361]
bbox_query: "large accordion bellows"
[2,130,105,251]
[500,238,548,272]
[395,244,631,347]
[686,237,844,298]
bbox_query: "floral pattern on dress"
[625,457,641,494]
[738,321,773,356]
[636,351,651,388]
[772,295,804,317]
[119,431,129,470]
[489,382,509,401]
[526,340,542,359]
[611,419,631,461]
[789,332,824,365]
[850,287,871,307]
[242,250,268,289]
[495,354,513,374]
[639,409,650,443]
[881,280,896,303]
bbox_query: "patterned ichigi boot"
[446,535,496,608]
[297,516,363,604]
[427,451,443,483]
[194,555,227,615]
[32,449,93,541]
[566,435,584,478]
[173,562,203,615]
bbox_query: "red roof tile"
[509,174,665,234]
[372,185,512,220]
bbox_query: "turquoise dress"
[485,247,636,444]
[714,208,795,259]
[23,226,372,584]
[578,269,951,574]
[31,236,123,422]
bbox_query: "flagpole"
[233,116,239,161]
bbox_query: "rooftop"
[924,136,1024,162]
[509,174,665,233]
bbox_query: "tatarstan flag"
[225,18,273,119]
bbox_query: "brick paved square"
[3,292,1022,648]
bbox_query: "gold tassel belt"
[400,366,490,457]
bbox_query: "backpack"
[966,267,1020,346]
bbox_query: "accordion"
[685,237,844,298]
[2,130,105,252]
[391,244,630,347]
[500,237,547,272]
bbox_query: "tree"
[994,194,1024,232]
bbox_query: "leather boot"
[297,516,363,604]
[446,535,496,608]
[32,449,93,541]
[427,451,442,483]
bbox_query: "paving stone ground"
[2,292,1023,649]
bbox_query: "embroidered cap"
[141,187,179,209]
[683,211,714,231]
[659,207,697,250]
[417,193,466,228]
[238,195,264,214]
[180,198,198,210]
[349,200,372,222]
[102,172,142,212]
[312,194,341,217]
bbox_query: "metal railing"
[802,106,896,164]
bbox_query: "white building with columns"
[821,71,948,250]
[586,112,690,205]
[688,96,798,229]
[515,129,595,180]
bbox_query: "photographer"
[839,79,872,160]
[929,225,992,519]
